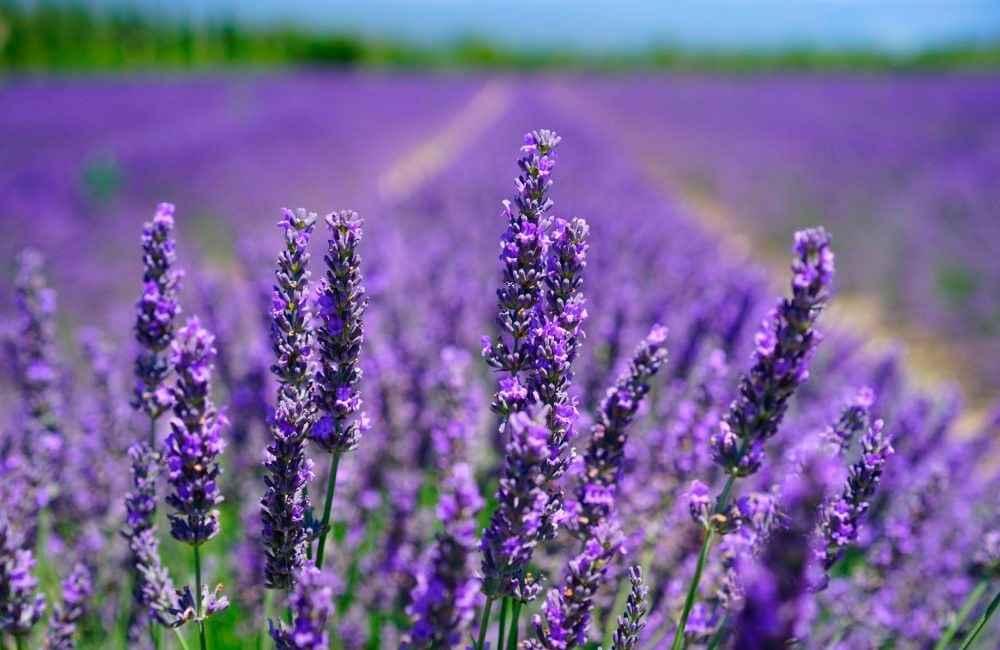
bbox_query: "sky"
[97,0,1000,53]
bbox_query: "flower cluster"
[711,227,835,477]
[133,202,184,420]
[165,318,227,546]
[574,324,668,534]
[526,523,623,650]
[43,563,93,650]
[823,387,875,456]
[262,208,317,591]
[0,515,45,639]
[816,418,894,578]
[312,209,369,454]
[604,567,649,650]
[480,409,553,602]
[269,563,334,650]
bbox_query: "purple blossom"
[526,523,624,650]
[573,325,668,534]
[711,227,835,477]
[262,208,317,592]
[165,318,227,547]
[312,210,369,454]
[43,563,93,650]
[133,203,184,421]
[0,515,46,638]
[269,563,334,650]
[480,409,553,602]
[604,566,649,650]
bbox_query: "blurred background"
[2,0,1000,406]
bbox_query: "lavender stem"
[194,546,207,650]
[314,451,342,570]
[498,597,509,650]
[959,584,1000,650]
[475,597,495,650]
[507,600,522,650]
[173,628,192,650]
[935,576,989,650]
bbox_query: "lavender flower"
[603,567,649,650]
[269,563,334,650]
[731,455,835,649]
[574,325,668,534]
[482,130,562,418]
[165,318,227,547]
[0,515,45,638]
[817,418,894,579]
[525,523,624,650]
[122,441,179,627]
[262,208,317,591]
[711,227,835,477]
[823,387,875,456]
[133,203,183,421]
[312,210,369,454]
[402,463,483,649]
[481,408,554,602]
[43,563,92,650]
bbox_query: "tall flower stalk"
[165,318,229,650]
[0,515,45,647]
[261,209,317,593]
[311,210,368,570]
[671,228,835,649]
[43,563,92,650]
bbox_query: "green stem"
[671,469,739,650]
[172,628,192,650]
[826,625,848,649]
[475,597,495,650]
[507,600,522,650]
[960,584,1000,650]
[936,577,989,650]
[498,598,509,650]
[15,636,25,650]
[314,452,342,569]
[194,546,207,650]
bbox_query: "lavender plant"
[311,209,369,570]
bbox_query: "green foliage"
[4,0,1000,72]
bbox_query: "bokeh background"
[2,0,999,401]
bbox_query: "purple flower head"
[711,228,834,477]
[133,203,184,420]
[816,418,894,581]
[165,318,227,547]
[605,566,649,650]
[403,463,483,648]
[0,515,46,638]
[824,387,875,456]
[573,325,668,534]
[44,563,93,650]
[526,523,624,650]
[262,208,318,591]
[270,563,334,650]
[312,209,369,455]
[481,408,554,602]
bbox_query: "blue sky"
[102,0,1000,52]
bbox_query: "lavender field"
[1,73,1000,650]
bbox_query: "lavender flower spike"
[816,418,894,581]
[0,515,45,639]
[123,441,179,627]
[481,408,554,603]
[711,227,834,477]
[262,208,317,592]
[269,563,334,650]
[312,209,369,454]
[525,523,624,650]
[575,325,668,534]
[43,563,93,650]
[483,130,562,419]
[133,202,183,422]
[402,462,483,649]
[603,567,649,650]
[166,317,228,547]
